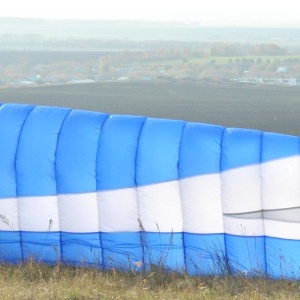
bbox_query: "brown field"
[1,81,300,136]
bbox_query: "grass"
[0,260,300,299]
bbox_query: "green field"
[1,81,300,136]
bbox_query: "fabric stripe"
[16,106,70,196]
[18,196,60,231]
[56,110,108,194]
[0,198,19,231]
[138,181,183,232]
[265,219,300,240]
[60,232,101,266]
[59,193,99,233]
[0,231,22,263]
[180,174,223,233]
[179,122,224,177]
[0,158,298,239]
[97,188,139,232]
[221,128,262,170]
[225,234,266,275]
[184,233,226,275]
[262,132,300,162]
[101,232,142,270]
[96,115,146,190]
[136,118,185,185]
[0,104,34,198]
[265,237,300,279]
[222,165,262,214]
[262,156,300,210]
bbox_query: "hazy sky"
[1,0,300,27]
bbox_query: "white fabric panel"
[19,196,60,231]
[221,164,261,214]
[265,219,300,240]
[180,174,223,233]
[59,192,99,233]
[224,216,264,236]
[262,156,300,210]
[0,198,20,231]
[97,188,139,232]
[138,180,183,232]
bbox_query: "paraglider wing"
[0,103,300,278]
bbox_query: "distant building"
[18,80,36,86]
[117,76,130,81]
[237,77,297,86]
[276,67,288,73]
[66,79,96,84]
[142,76,152,81]
[282,78,297,86]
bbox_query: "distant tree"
[248,43,287,56]
[18,57,31,74]
[102,62,111,73]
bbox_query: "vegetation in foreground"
[1,260,300,299]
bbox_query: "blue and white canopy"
[0,103,300,278]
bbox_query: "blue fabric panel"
[16,106,71,196]
[262,132,300,163]
[184,233,226,275]
[225,234,266,276]
[221,128,262,171]
[136,118,185,186]
[179,122,224,178]
[55,110,106,267]
[56,110,108,194]
[21,232,61,264]
[0,104,33,198]
[221,128,266,276]
[97,115,146,190]
[141,232,185,272]
[101,232,143,270]
[0,231,22,263]
[61,232,102,267]
[265,237,300,279]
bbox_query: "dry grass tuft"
[1,260,300,299]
